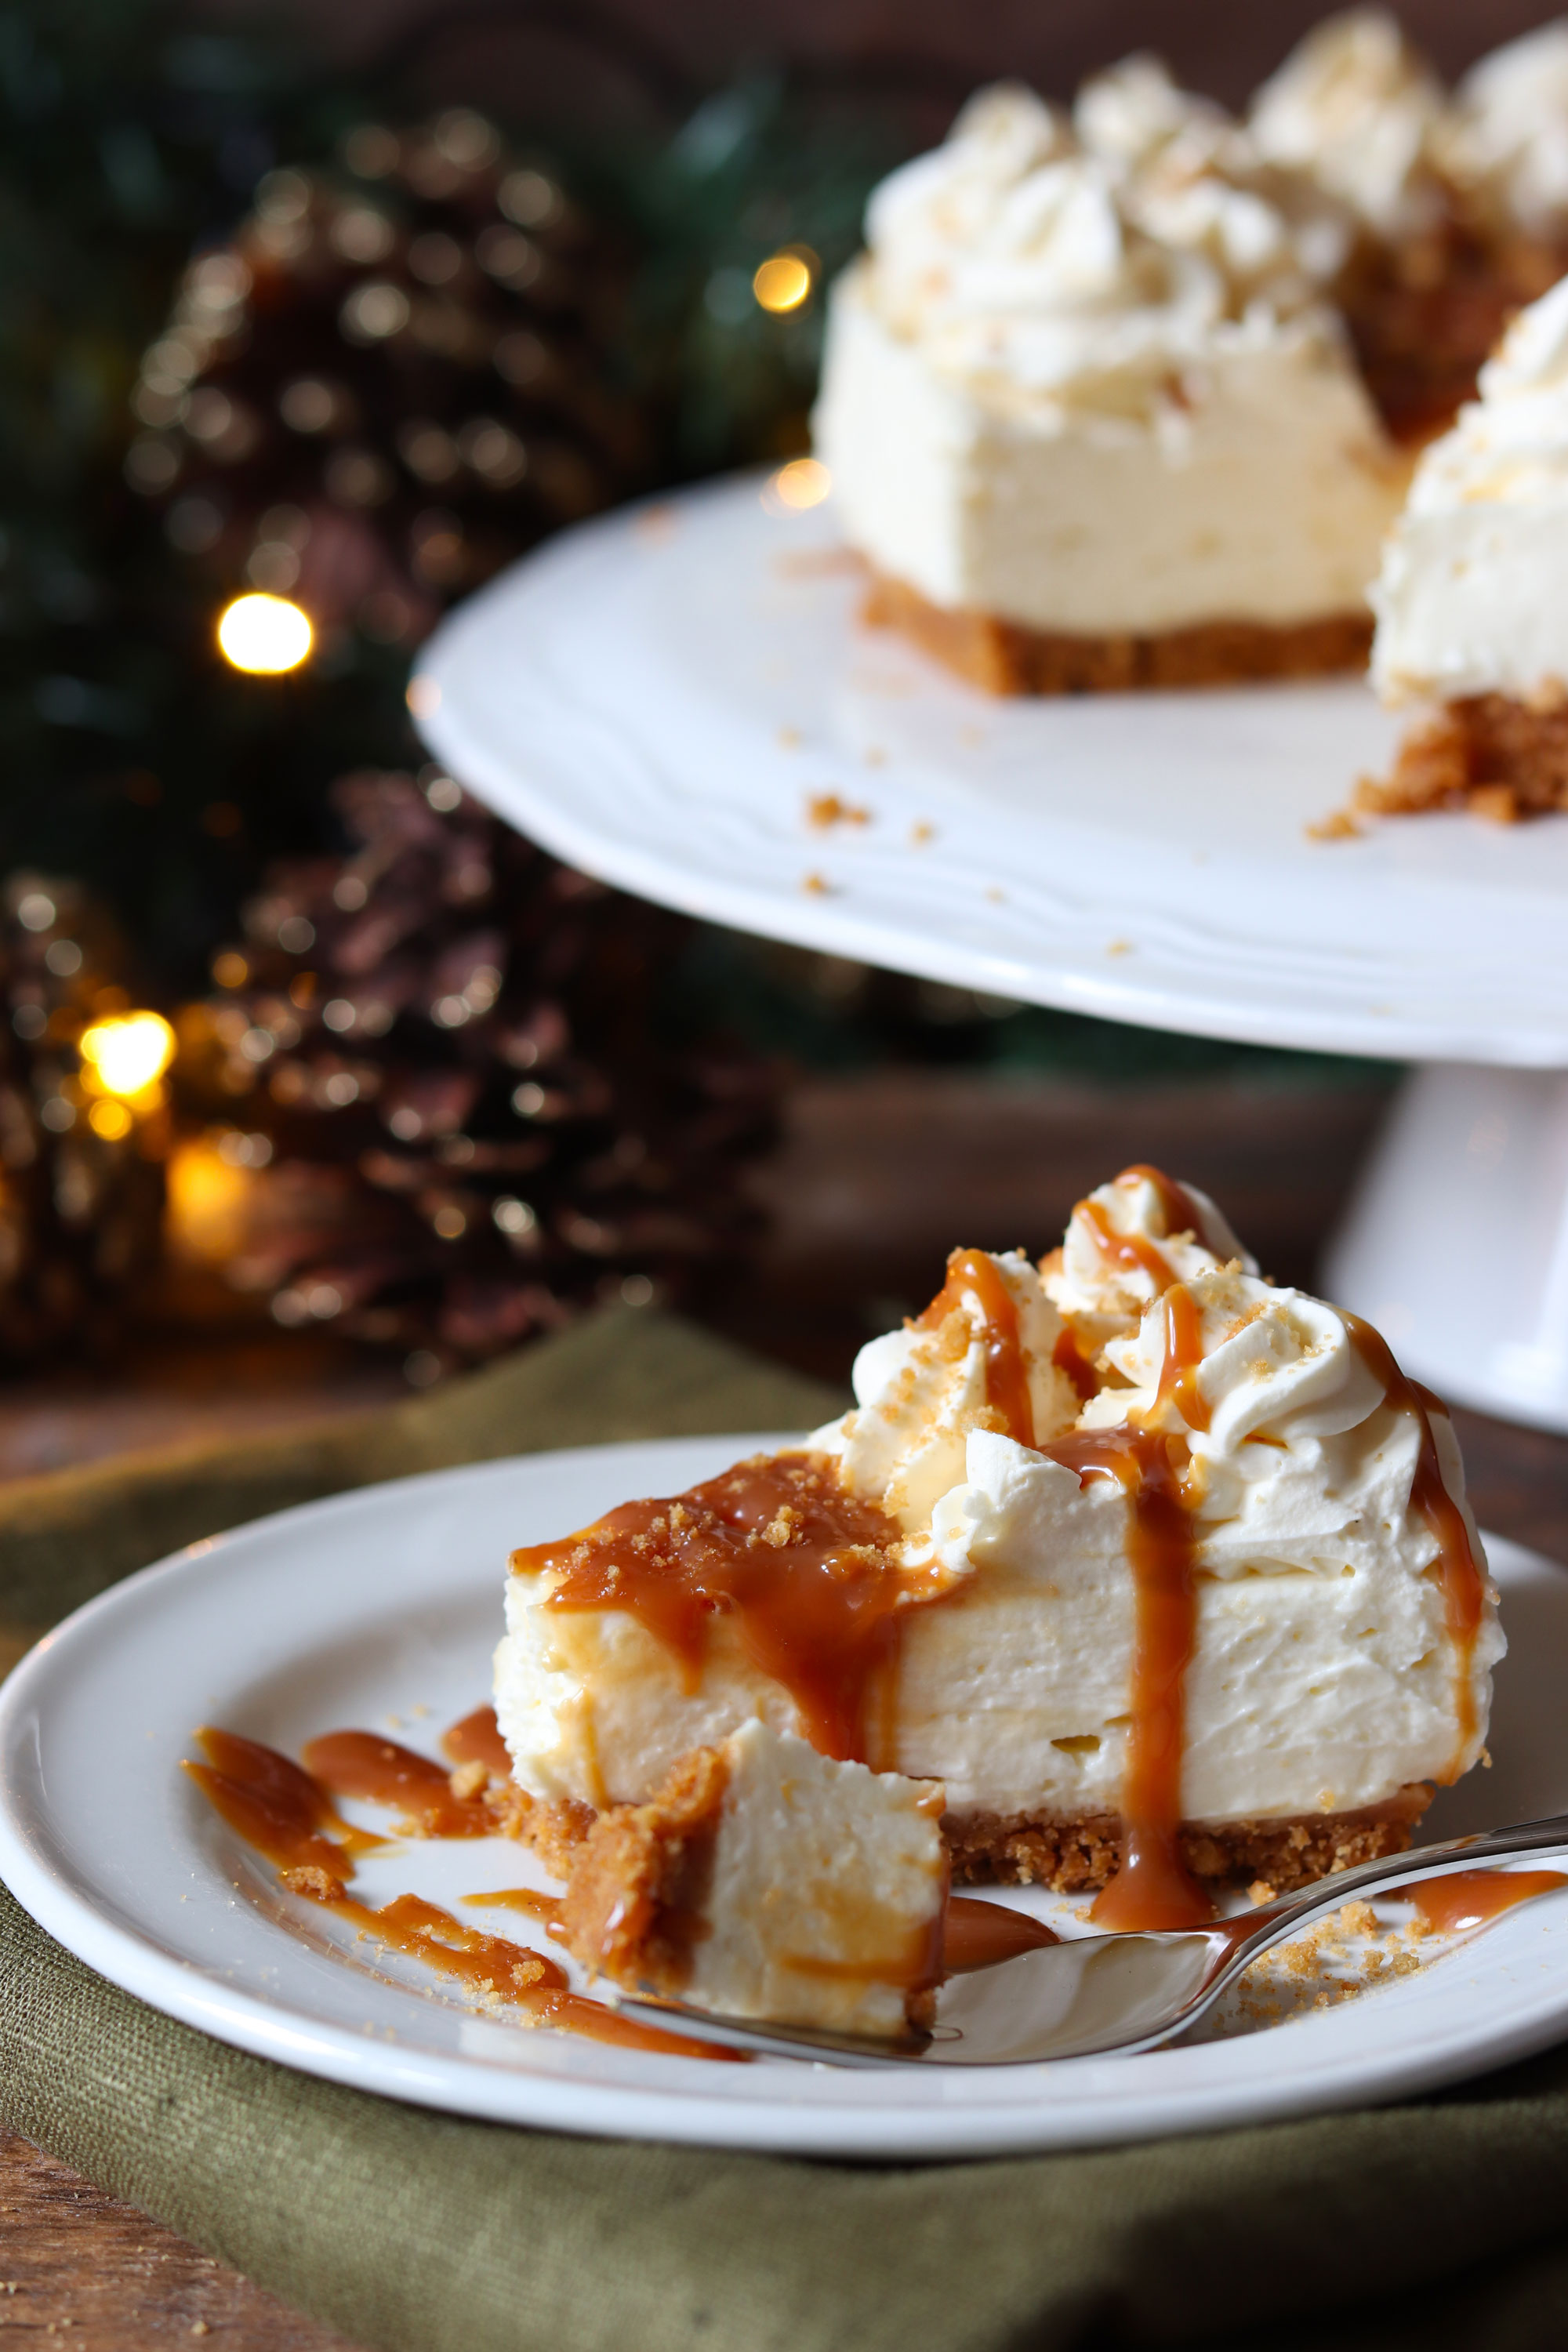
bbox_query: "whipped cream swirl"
[1080,1265,1403,1531]
[1445,22,1568,240]
[859,78,1341,420]
[1044,1167,1254,1349]
[821,1249,1077,1530]
[1249,8,1448,241]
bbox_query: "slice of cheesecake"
[1364,274,1568,820]
[495,1167,1504,1930]
[556,1719,947,2037]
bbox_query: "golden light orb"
[771,457,831,510]
[87,1098,134,1142]
[753,250,814,314]
[165,1132,260,1264]
[78,1010,177,1100]
[217,592,313,674]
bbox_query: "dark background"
[227,0,1554,122]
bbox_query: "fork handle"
[1225,1809,1568,1968]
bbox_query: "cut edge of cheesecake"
[863,570,1375,698]
[551,1726,949,2035]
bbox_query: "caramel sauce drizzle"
[1073,1164,1209,1295]
[1044,1276,1217,1933]
[942,1894,1059,1972]
[1151,1282,1212,1434]
[1078,1199,1177,1290]
[303,1730,493,1838]
[186,1723,738,2063]
[1120,1163,1206,1241]
[1399,1868,1567,1935]
[441,1704,514,1777]
[477,1884,1055,1980]
[466,1885,565,1929]
[520,1454,918,1764]
[915,1247,1036,1446]
[1344,1313,1487,1772]
[184,1728,387,1875]
[782,1907,946,1991]
[1051,1326,1098,1404]
[1047,1419,1214,1933]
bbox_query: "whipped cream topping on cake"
[1074,56,1234,179]
[851,86,1319,416]
[1370,274,1568,704]
[1445,23,1568,241]
[495,1166,1503,1929]
[1248,8,1449,243]
[826,1247,1077,1530]
[1076,58,1354,296]
[863,82,1074,342]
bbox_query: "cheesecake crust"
[863,571,1373,697]
[945,1785,1432,1896]
[557,1746,728,1994]
[1357,693,1568,823]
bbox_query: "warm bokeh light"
[217,592,314,674]
[165,1133,257,1264]
[771,458,832,511]
[79,1010,176,1100]
[87,1098,134,1142]
[753,251,813,313]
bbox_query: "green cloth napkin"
[5,1305,1568,2352]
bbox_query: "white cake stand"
[412,472,1568,1432]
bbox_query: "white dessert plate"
[3,1435,1568,2158]
[412,472,1568,1069]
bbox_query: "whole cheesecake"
[813,12,1568,696]
[494,1167,1504,1938]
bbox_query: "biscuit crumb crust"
[864,572,1374,697]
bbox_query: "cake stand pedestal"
[412,471,1568,1432]
[1323,1063,1568,1432]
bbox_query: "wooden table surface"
[1,1070,1563,2350]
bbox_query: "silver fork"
[615,1811,1568,2066]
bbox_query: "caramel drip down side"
[521,1454,921,1765]
[916,1247,1036,1446]
[1047,1424,1214,1933]
[1044,1286,1215,1933]
[1345,1314,1488,1776]
[1151,1283,1211,1434]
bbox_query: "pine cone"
[174,769,775,1370]
[0,877,168,1359]
[125,110,646,648]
